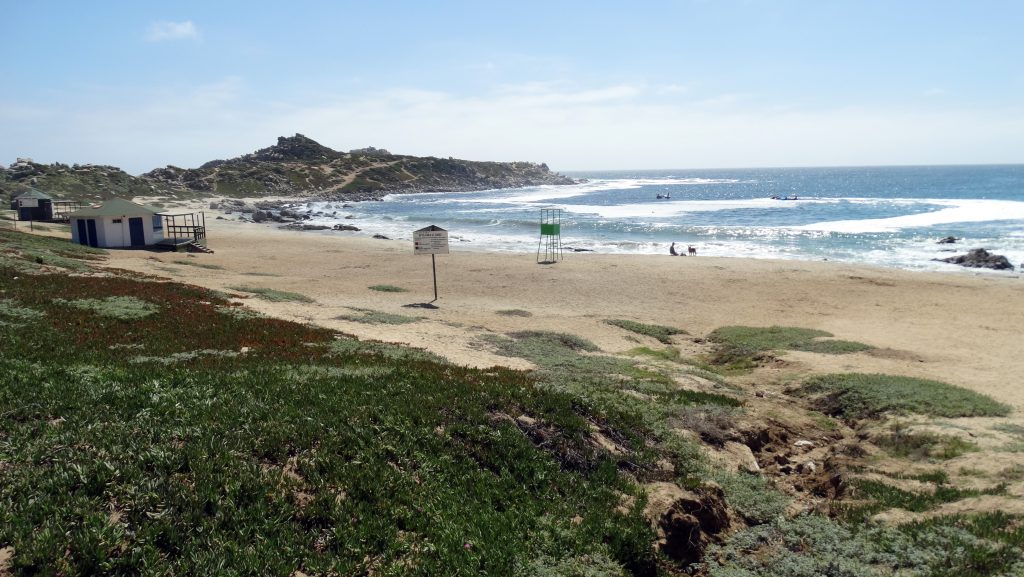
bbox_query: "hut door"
[128,217,145,247]
[86,219,99,247]
[76,220,88,245]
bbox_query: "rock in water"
[938,248,1014,270]
[937,236,959,244]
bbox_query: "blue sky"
[2,0,1022,173]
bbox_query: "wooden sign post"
[413,225,449,302]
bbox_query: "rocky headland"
[1,134,576,203]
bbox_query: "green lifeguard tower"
[537,208,563,264]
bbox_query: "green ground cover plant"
[0,264,659,576]
[496,309,533,317]
[329,337,447,364]
[705,511,1024,577]
[837,479,1008,524]
[481,331,741,481]
[0,228,107,272]
[171,259,224,270]
[0,228,105,260]
[368,284,409,292]
[604,319,687,344]
[228,285,315,303]
[875,427,979,460]
[0,298,45,327]
[798,373,1011,419]
[705,326,872,371]
[335,308,421,325]
[54,296,161,320]
[708,326,872,354]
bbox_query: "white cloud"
[145,20,198,42]
[2,80,1023,173]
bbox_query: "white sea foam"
[562,197,785,219]
[793,199,1024,233]
[388,177,751,206]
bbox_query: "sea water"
[295,165,1024,274]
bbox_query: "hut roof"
[68,198,158,218]
[13,189,52,200]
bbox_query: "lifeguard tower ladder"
[537,208,563,264]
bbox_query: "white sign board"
[18,198,39,208]
[413,225,449,255]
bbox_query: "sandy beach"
[103,205,1024,412]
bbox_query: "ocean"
[295,165,1024,274]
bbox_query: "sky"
[2,0,1022,174]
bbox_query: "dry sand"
[103,207,1024,413]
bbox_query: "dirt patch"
[644,482,734,565]
[0,547,12,576]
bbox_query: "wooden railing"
[165,225,206,242]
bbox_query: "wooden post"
[431,254,438,302]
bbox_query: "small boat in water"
[770,195,800,200]
[656,193,671,199]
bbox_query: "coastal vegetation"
[798,373,1011,420]
[227,285,315,303]
[368,284,409,293]
[704,325,873,372]
[335,308,422,325]
[604,319,688,344]
[708,325,873,356]
[0,228,1021,576]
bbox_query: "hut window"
[112,218,123,223]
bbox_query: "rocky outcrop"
[937,236,959,244]
[3,134,576,202]
[938,248,1014,270]
[141,134,575,201]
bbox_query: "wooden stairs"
[186,240,215,254]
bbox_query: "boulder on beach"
[333,224,360,231]
[937,248,1014,270]
[280,223,332,231]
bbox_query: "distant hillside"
[0,158,154,203]
[0,135,575,203]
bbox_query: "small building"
[68,198,165,248]
[10,189,54,221]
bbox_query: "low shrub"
[54,296,160,320]
[227,285,314,303]
[335,308,421,325]
[708,325,871,354]
[799,373,1011,419]
[604,319,687,344]
[0,298,45,326]
[368,284,408,292]
[876,428,979,460]
[497,309,533,317]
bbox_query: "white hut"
[68,198,164,248]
